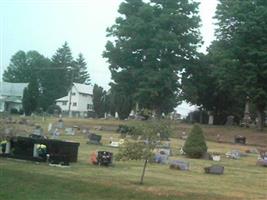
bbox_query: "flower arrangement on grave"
[37,144,47,158]
[1,140,7,153]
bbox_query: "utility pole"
[68,67,74,118]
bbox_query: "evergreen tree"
[50,41,74,100]
[22,79,39,115]
[73,53,90,85]
[93,84,106,118]
[183,124,207,158]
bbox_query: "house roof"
[0,82,28,97]
[73,83,93,95]
[56,96,69,102]
[55,83,93,102]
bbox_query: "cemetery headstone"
[65,128,75,135]
[216,134,222,143]
[212,155,221,161]
[32,125,43,136]
[155,153,169,164]
[225,150,247,159]
[234,135,246,145]
[87,133,102,145]
[48,123,53,132]
[169,160,190,171]
[225,115,234,126]
[256,159,267,167]
[52,128,60,139]
[204,165,224,175]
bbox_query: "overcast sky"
[0,0,218,116]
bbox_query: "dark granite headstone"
[204,165,224,175]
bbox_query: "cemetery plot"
[0,136,80,163]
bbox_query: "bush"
[10,108,19,115]
[47,104,62,115]
[183,124,207,158]
[117,125,137,138]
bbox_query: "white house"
[0,82,28,112]
[56,83,93,117]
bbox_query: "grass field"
[0,117,266,200]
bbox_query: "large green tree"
[181,45,245,124]
[214,0,267,130]
[103,0,202,117]
[3,50,51,111]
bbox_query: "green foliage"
[73,53,91,85]
[181,51,245,124]
[185,110,209,124]
[108,84,133,119]
[117,125,137,138]
[49,42,74,101]
[3,50,51,112]
[183,124,207,158]
[47,104,62,115]
[103,0,202,116]
[22,79,39,116]
[93,84,106,118]
[116,121,169,184]
[116,141,154,161]
[3,43,91,113]
[213,0,267,130]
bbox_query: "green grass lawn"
[0,119,267,200]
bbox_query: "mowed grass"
[0,119,267,200]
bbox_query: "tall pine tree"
[50,42,74,100]
[73,53,90,85]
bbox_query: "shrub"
[10,108,19,115]
[47,104,62,115]
[117,125,137,138]
[183,124,207,158]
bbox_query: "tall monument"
[243,96,251,127]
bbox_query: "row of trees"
[181,0,267,130]
[103,0,267,130]
[3,42,90,114]
[4,0,267,131]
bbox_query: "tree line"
[103,0,267,130]
[4,0,267,131]
[3,42,90,115]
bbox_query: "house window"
[62,101,67,106]
[87,104,93,110]
[73,102,77,106]
[72,92,76,96]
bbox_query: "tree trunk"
[199,109,203,124]
[140,159,148,185]
[256,108,265,131]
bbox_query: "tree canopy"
[104,0,202,118]
[214,0,267,130]
[3,42,91,113]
